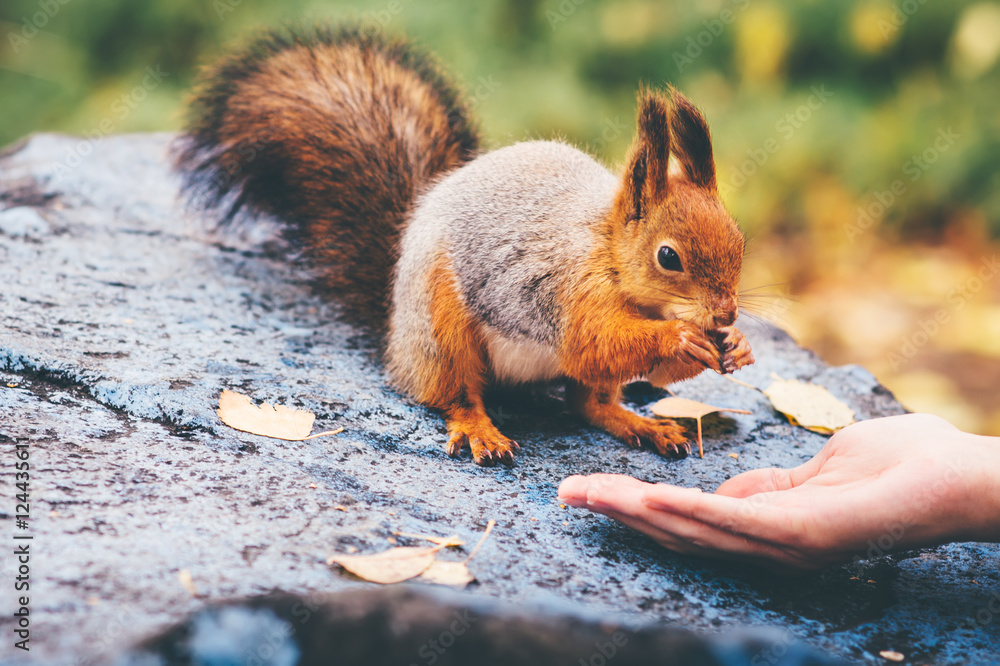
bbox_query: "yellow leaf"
[327,546,441,584]
[418,560,475,587]
[649,397,752,458]
[763,379,855,434]
[879,650,904,662]
[217,390,343,441]
[465,519,496,562]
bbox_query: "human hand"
[558,414,1000,571]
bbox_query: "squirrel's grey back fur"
[390,140,618,388]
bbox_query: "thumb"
[715,467,798,498]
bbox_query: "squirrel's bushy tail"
[175,25,479,328]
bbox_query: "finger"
[715,467,799,497]
[576,481,792,558]
[583,494,823,571]
[640,483,818,548]
[558,474,653,507]
[716,441,840,497]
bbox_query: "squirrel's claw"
[445,418,518,466]
[471,439,516,467]
[621,418,690,458]
[713,326,754,374]
[446,433,466,457]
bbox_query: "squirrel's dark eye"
[657,246,683,272]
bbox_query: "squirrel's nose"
[711,296,737,327]
[713,310,736,327]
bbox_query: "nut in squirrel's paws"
[711,326,754,374]
[446,423,520,467]
[621,417,690,458]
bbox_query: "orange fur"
[176,27,478,329]
[423,257,518,466]
[554,89,748,457]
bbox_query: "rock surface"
[0,133,997,665]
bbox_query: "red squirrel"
[175,25,754,466]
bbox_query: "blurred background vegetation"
[2,0,999,433]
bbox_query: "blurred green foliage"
[2,0,999,240]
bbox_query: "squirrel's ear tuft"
[621,90,671,222]
[667,87,717,191]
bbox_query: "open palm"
[559,414,1000,571]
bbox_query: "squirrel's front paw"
[711,326,754,374]
[673,322,723,372]
[446,421,520,467]
[621,417,690,458]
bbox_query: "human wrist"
[955,432,1000,543]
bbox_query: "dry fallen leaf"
[417,520,495,588]
[762,379,855,434]
[329,521,495,588]
[327,546,441,584]
[217,390,343,441]
[727,453,739,459]
[649,397,752,458]
[879,650,905,662]
[466,520,496,561]
[417,560,475,587]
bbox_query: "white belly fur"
[482,326,562,383]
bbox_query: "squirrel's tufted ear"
[667,87,717,191]
[620,90,671,222]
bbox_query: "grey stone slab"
[0,133,997,665]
